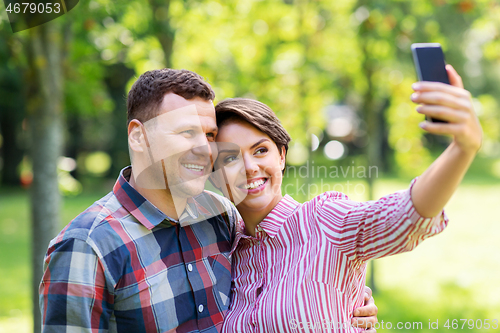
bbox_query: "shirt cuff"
[404,177,449,240]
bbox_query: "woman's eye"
[255,147,268,155]
[223,155,238,164]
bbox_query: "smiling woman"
[210,97,459,333]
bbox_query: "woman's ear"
[280,146,286,171]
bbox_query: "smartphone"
[411,43,449,123]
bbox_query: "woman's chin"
[236,193,275,212]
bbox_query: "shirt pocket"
[207,253,232,311]
[200,253,231,313]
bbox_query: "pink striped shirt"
[223,180,448,332]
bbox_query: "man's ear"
[128,119,146,153]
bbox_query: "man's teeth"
[244,179,266,189]
[182,164,205,172]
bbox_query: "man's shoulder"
[195,190,240,225]
[48,191,124,249]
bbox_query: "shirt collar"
[113,166,167,230]
[259,194,300,238]
[177,196,213,226]
[233,194,300,241]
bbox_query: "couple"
[39,67,482,332]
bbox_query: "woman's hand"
[411,64,482,155]
[351,286,378,332]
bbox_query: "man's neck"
[129,171,187,221]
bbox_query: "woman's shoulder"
[285,191,353,222]
[303,191,351,207]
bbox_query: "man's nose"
[191,135,213,159]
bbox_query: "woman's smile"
[239,177,268,192]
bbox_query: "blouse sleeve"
[314,178,448,262]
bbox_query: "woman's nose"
[244,157,259,175]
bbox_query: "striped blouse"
[222,180,448,332]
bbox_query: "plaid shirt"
[39,166,239,333]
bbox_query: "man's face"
[132,93,218,199]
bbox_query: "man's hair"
[215,98,291,156]
[127,69,215,125]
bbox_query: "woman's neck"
[237,194,283,237]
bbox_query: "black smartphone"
[411,43,449,123]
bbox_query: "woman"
[211,66,481,332]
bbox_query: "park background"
[1,0,500,332]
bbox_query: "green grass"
[0,189,31,323]
[1,176,499,332]
[369,181,500,332]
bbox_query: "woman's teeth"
[182,164,204,172]
[244,179,266,189]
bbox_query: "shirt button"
[198,304,204,313]
[187,264,193,272]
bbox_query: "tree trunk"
[148,0,175,67]
[26,22,64,333]
[358,6,384,292]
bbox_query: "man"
[39,69,377,332]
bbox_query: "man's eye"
[181,130,195,137]
[206,133,215,141]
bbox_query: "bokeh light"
[324,140,345,160]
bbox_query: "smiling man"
[39,69,239,333]
[39,68,377,333]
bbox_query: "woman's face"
[213,120,285,213]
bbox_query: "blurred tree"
[148,0,176,67]
[26,21,66,333]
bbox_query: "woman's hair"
[215,98,291,156]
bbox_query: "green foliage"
[476,94,500,157]
[3,0,499,177]
[387,77,433,177]
[2,1,500,330]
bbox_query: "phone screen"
[412,44,449,84]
